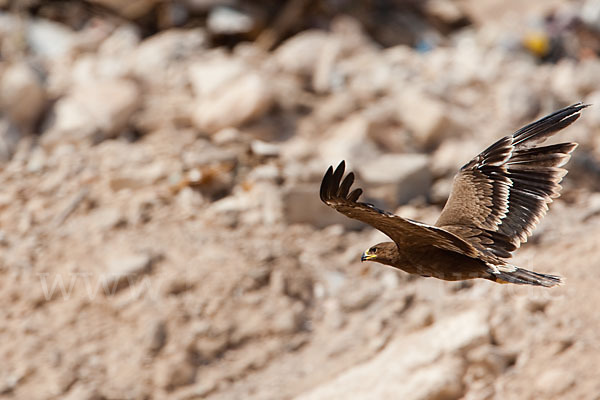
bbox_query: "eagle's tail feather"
[490,267,563,287]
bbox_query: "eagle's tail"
[489,265,563,287]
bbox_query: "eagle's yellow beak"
[361,250,376,262]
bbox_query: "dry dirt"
[1,1,600,399]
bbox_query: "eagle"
[320,103,588,287]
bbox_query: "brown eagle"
[320,103,588,287]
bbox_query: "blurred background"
[1,0,600,399]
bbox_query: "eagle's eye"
[369,247,377,253]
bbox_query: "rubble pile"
[1,0,600,399]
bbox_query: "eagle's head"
[361,242,398,265]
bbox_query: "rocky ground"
[1,1,600,399]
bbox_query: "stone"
[430,139,482,177]
[250,140,280,157]
[190,60,273,133]
[425,0,468,25]
[389,357,465,400]
[295,309,489,400]
[188,54,245,98]
[231,297,295,342]
[274,30,332,76]
[282,184,362,229]
[207,6,254,35]
[340,285,380,312]
[188,332,230,362]
[395,87,455,149]
[317,115,380,165]
[42,79,141,146]
[131,29,206,88]
[356,153,432,206]
[68,26,140,85]
[101,253,154,296]
[535,368,576,397]
[313,93,358,125]
[26,18,78,58]
[0,62,47,132]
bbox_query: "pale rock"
[0,62,47,132]
[356,153,432,206]
[212,127,243,145]
[430,139,482,177]
[296,309,489,400]
[535,368,575,396]
[26,18,78,58]
[131,29,206,87]
[175,187,205,217]
[313,37,342,93]
[282,184,362,229]
[399,357,465,400]
[42,79,141,146]
[250,140,280,157]
[317,115,379,164]
[88,207,126,231]
[101,253,155,295]
[274,30,332,76]
[231,296,304,343]
[190,57,273,133]
[26,147,47,173]
[209,181,283,226]
[340,285,380,312]
[426,0,468,25]
[187,330,230,362]
[396,87,454,148]
[98,24,141,59]
[313,93,358,125]
[581,0,600,27]
[363,98,408,153]
[188,55,246,98]
[72,26,141,84]
[247,164,280,182]
[342,51,394,100]
[207,6,254,35]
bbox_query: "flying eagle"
[320,103,588,287]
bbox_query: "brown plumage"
[320,103,589,287]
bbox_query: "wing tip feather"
[320,160,363,205]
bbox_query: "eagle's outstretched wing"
[320,161,479,257]
[436,103,587,258]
